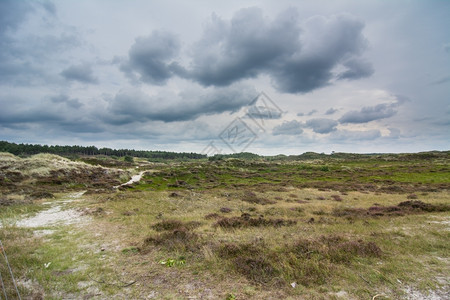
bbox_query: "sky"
[0,0,449,155]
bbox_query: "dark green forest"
[1,140,448,162]
[0,141,206,160]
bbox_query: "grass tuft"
[143,228,200,252]
[215,214,296,229]
[151,219,201,231]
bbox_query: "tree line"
[0,141,206,160]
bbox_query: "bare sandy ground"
[11,192,87,230]
[15,206,83,228]
[8,170,148,230]
[113,171,146,188]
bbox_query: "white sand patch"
[9,191,89,229]
[428,216,450,231]
[114,171,146,188]
[403,286,449,300]
[68,191,87,199]
[15,206,83,228]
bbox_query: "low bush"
[219,207,232,213]
[330,194,343,201]
[333,200,450,218]
[215,214,296,229]
[143,228,200,252]
[151,219,201,231]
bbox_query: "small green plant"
[225,293,236,300]
[159,257,186,267]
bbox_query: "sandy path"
[12,191,87,229]
[11,169,148,229]
[12,170,148,228]
[15,206,83,228]
[113,170,146,188]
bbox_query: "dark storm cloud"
[182,8,301,87]
[325,108,338,115]
[267,13,372,93]
[339,103,398,124]
[190,9,372,93]
[123,8,372,94]
[305,118,338,134]
[272,120,303,136]
[121,31,181,85]
[337,58,374,80]
[61,64,98,84]
[104,84,257,124]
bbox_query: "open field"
[1,152,449,299]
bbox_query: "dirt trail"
[9,170,149,230]
[113,170,147,188]
[11,169,149,229]
[12,191,87,230]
